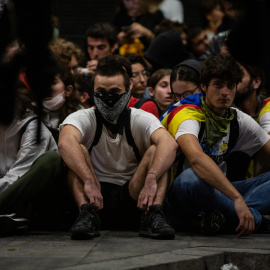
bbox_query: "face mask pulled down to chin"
[43,92,66,111]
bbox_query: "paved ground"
[0,230,270,270]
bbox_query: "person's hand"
[234,197,255,237]
[137,175,157,211]
[128,23,154,41]
[86,60,98,73]
[117,31,133,44]
[84,180,103,211]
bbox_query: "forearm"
[148,139,178,181]
[58,138,96,185]
[191,153,242,202]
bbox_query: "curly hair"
[200,54,244,87]
[57,69,80,124]
[49,38,84,67]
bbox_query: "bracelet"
[147,171,158,180]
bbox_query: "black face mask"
[93,91,126,107]
[93,90,131,134]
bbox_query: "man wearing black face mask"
[58,63,178,240]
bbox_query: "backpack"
[133,98,161,117]
[88,108,141,162]
[19,116,38,141]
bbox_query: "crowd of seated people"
[1,0,270,241]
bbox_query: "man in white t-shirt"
[58,60,178,240]
[162,54,270,237]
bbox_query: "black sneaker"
[139,204,175,240]
[70,204,101,240]
[258,215,270,233]
[0,213,29,236]
[200,210,226,235]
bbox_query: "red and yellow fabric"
[247,97,270,179]
[257,97,270,123]
[119,38,144,56]
[161,103,205,138]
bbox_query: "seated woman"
[148,69,172,114]
[42,68,81,143]
[0,87,65,235]
[169,59,202,103]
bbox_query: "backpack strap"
[227,109,239,153]
[88,108,141,162]
[133,98,161,117]
[124,108,142,162]
[19,116,38,141]
[88,109,103,153]
[198,121,205,142]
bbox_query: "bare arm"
[58,125,103,209]
[148,128,178,179]
[178,134,255,237]
[137,128,178,209]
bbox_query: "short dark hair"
[93,57,131,90]
[97,54,132,78]
[240,62,264,82]
[124,53,147,70]
[74,72,93,95]
[85,23,118,48]
[200,54,243,87]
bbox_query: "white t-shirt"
[159,0,184,23]
[175,108,270,174]
[60,107,164,185]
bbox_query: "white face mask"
[43,92,65,111]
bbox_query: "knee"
[80,144,88,155]
[172,168,202,193]
[80,144,91,160]
[144,144,156,159]
[33,151,62,172]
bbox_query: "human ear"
[201,83,207,93]
[81,92,89,103]
[148,87,154,97]
[65,85,73,97]
[253,76,262,90]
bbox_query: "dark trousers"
[0,151,75,230]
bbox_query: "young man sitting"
[58,60,178,240]
[162,54,270,237]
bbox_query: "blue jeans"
[164,168,270,231]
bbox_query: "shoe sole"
[0,216,29,236]
[139,230,175,240]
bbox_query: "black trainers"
[0,213,29,236]
[139,204,175,240]
[258,215,270,233]
[200,210,226,235]
[70,204,101,240]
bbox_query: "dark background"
[51,0,202,51]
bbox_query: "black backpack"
[133,98,161,117]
